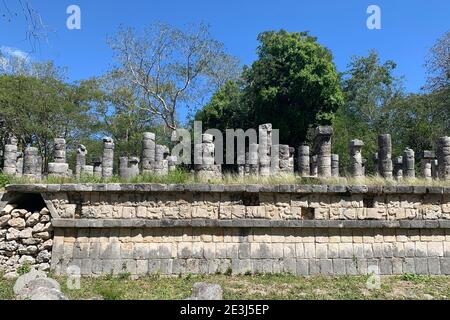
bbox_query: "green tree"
[244,30,344,147]
[195,80,251,131]
[109,22,240,131]
[332,50,403,174]
[0,61,94,170]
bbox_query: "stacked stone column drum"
[119,157,141,180]
[421,151,435,181]
[298,145,310,177]
[102,137,115,178]
[437,137,450,180]
[23,147,41,180]
[378,134,393,179]
[258,124,272,177]
[331,155,339,178]
[349,140,364,179]
[2,136,19,175]
[142,132,156,174]
[75,144,87,178]
[48,138,69,177]
[314,126,333,178]
[195,134,222,180]
[394,157,403,181]
[403,148,416,179]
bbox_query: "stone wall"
[1,184,450,276]
[6,184,450,221]
[50,225,450,276]
[0,204,53,274]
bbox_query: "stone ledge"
[51,219,450,229]
[5,183,450,195]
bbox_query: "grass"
[1,273,449,300]
[2,170,450,188]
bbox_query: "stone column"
[195,134,222,179]
[278,145,292,174]
[23,147,39,179]
[129,157,140,178]
[432,159,439,179]
[53,138,66,163]
[119,156,129,178]
[436,137,450,180]
[289,147,295,174]
[102,137,115,178]
[154,145,169,176]
[372,153,379,177]
[15,152,23,177]
[298,145,310,177]
[48,138,69,177]
[248,143,259,176]
[119,156,140,179]
[258,124,272,177]
[314,126,333,178]
[142,132,156,174]
[244,152,250,176]
[2,135,18,175]
[310,155,318,177]
[393,156,403,181]
[93,159,102,178]
[362,159,367,176]
[167,156,178,172]
[378,134,393,179]
[349,139,364,179]
[237,151,246,177]
[421,151,435,181]
[403,148,415,179]
[75,144,87,179]
[37,156,43,179]
[331,154,339,177]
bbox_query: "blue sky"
[1,0,449,99]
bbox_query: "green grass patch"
[5,169,450,187]
[1,273,448,300]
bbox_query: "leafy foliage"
[244,30,344,147]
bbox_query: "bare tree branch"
[108,22,240,130]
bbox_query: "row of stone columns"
[3,130,450,181]
[2,135,43,179]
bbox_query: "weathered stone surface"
[188,282,223,300]
[378,134,393,179]
[403,148,416,179]
[13,270,47,295]
[349,140,364,179]
[437,137,450,180]
[29,287,67,300]
[8,218,25,229]
[314,126,333,178]
[298,145,310,177]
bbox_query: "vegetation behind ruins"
[0,25,448,177]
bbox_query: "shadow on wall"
[6,193,47,212]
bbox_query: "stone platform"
[1,183,450,276]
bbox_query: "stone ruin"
[2,124,450,182]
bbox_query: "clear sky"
[1,0,449,93]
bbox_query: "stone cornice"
[5,183,450,195]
